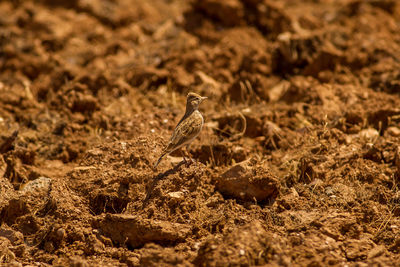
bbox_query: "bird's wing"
[164,113,202,153]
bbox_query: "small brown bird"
[154,92,207,168]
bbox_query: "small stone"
[387,127,400,137]
[167,191,185,201]
[359,128,379,142]
[193,242,201,250]
[20,177,51,194]
[268,80,290,102]
[345,135,353,145]
[56,228,66,240]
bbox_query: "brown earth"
[1,0,400,266]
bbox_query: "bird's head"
[186,92,207,111]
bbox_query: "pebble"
[20,177,51,194]
[359,128,379,142]
[56,228,66,240]
[167,191,185,201]
[387,127,400,137]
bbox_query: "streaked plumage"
[154,92,207,168]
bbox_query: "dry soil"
[1,0,400,266]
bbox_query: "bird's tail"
[153,153,166,169]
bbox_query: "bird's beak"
[201,96,208,102]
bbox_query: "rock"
[359,128,379,143]
[217,159,279,202]
[387,127,400,137]
[268,80,290,102]
[167,191,185,202]
[20,177,51,194]
[94,214,191,248]
[56,228,66,240]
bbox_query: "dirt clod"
[94,214,191,249]
[217,159,279,202]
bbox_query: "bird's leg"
[185,145,195,164]
[180,146,192,166]
[180,149,188,164]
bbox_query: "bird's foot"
[188,158,196,166]
[183,157,195,166]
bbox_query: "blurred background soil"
[1,0,400,266]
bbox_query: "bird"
[154,92,207,168]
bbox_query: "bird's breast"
[193,110,204,125]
